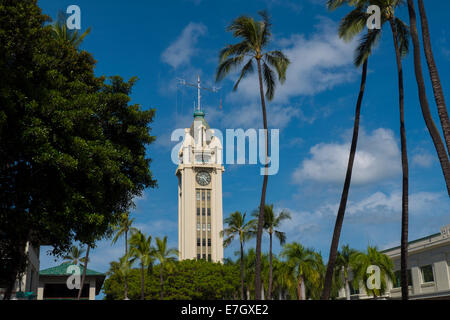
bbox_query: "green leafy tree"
[0,0,156,299]
[111,212,137,299]
[129,231,154,300]
[351,246,395,298]
[281,242,320,300]
[153,236,178,299]
[221,211,255,299]
[104,259,240,300]
[252,205,290,299]
[215,11,290,299]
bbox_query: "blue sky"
[37,0,449,284]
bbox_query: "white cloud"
[293,128,402,185]
[412,152,434,168]
[161,22,207,69]
[227,17,357,104]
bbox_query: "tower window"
[202,223,206,231]
[208,254,211,262]
[197,254,200,260]
[202,208,205,216]
[202,191,205,201]
[202,239,206,246]
[203,254,206,260]
[208,223,211,231]
[208,239,211,247]
[197,238,200,246]
[197,223,200,231]
[207,208,211,216]
[196,191,200,201]
[197,208,200,216]
[207,191,211,200]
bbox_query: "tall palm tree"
[281,242,319,300]
[153,236,178,299]
[252,205,291,299]
[216,11,290,299]
[323,0,411,301]
[322,0,382,299]
[51,11,91,49]
[407,1,450,195]
[129,231,154,300]
[272,258,296,300]
[417,0,450,155]
[111,212,137,299]
[63,245,87,265]
[221,211,256,300]
[351,246,395,298]
[335,245,359,300]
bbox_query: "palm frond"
[394,17,410,58]
[216,55,245,82]
[262,61,276,101]
[233,59,255,91]
[264,50,290,84]
[354,29,381,67]
[338,7,368,42]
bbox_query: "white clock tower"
[176,78,224,263]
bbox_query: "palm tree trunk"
[407,0,450,196]
[345,277,351,301]
[240,240,245,300]
[77,244,90,300]
[140,264,145,300]
[268,232,273,300]
[124,230,128,300]
[390,18,409,301]
[418,0,450,154]
[160,263,164,299]
[321,58,369,300]
[255,57,269,300]
[297,276,303,300]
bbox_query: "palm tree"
[323,0,411,301]
[407,1,450,195]
[221,211,256,300]
[106,255,135,299]
[417,0,450,155]
[63,245,87,265]
[322,0,382,299]
[281,242,319,300]
[153,236,178,299]
[335,245,359,300]
[351,246,395,298]
[272,258,296,300]
[216,11,290,299]
[252,205,291,299]
[111,212,137,299]
[51,11,91,49]
[129,230,154,300]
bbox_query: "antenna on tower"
[177,75,220,114]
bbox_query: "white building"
[339,224,450,300]
[0,242,40,300]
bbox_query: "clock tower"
[176,108,224,263]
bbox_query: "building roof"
[40,263,104,276]
[381,232,443,254]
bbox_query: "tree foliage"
[0,0,157,291]
[103,259,240,300]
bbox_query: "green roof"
[40,263,104,276]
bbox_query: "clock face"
[196,171,211,186]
